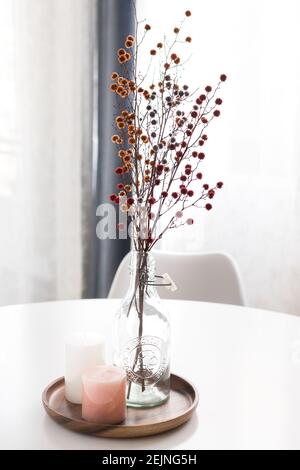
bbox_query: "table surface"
[1,298,300,450]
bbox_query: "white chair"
[108,251,246,306]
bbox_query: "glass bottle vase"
[113,250,170,408]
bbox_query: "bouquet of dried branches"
[110,9,226,402]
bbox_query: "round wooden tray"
[42,374,198,438]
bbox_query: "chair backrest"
[108,251,246,306]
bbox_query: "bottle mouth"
[129,251,156,280]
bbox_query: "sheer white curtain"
[137,0,300,314]
[0,0,95,305]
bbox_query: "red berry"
[198,140,205,146]
[117,183,124,190]
[205,203,212,210]
[203,184,209,190]
[187,190,194,197]
[198,152,205,159]
[127,197,134,206]
[213,110,221,117]
[161,191,168,198]
[196,172,202,179]
[185,164,192,169]
[208,189,215,199]
[115,196,120,204]
[185,168,191,175]
[115,166,123,175]
[220,74,227,82]
[109,194,116,202]
[205,85,212,92]
[172,192,178,199]
[217,181,223,188]
[180,175,187,181]
[148,196,156,204]
[157,164,164,172]
[181,187,187,195]
[201,117,208,124]
[192,151,198,158]
[199,94,206,101]
[191,111,198,118]
[215,98,223,105]
[202,134,208,140]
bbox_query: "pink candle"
[82,365,126,424]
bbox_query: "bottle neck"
[128,250,156,295]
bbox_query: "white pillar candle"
[65,332,105,404]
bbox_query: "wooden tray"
[42,374,198,438]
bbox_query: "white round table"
[1,298,300,450]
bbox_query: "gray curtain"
[86,0,134,298]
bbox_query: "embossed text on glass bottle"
[113,251,170,408]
